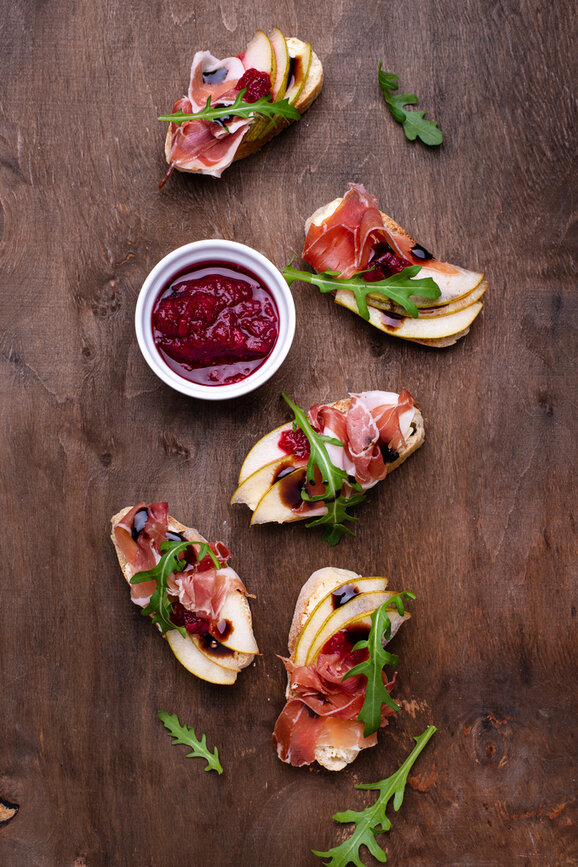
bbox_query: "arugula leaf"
[281,393,366,546]
[158,89,300,126]
[306,492,367,546]
[130,540,221,637]
[282,264,440,320]
[158,711,223,774]
[313,725,437,866]
[343,594,416,736]
[378,65,443,146]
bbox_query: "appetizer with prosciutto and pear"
[284,183,488,346]
[159,28,323,181]
[231,390,424,545]
[111,503,258,685]
[273,567,414,770]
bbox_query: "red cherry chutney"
[152,261,280,386]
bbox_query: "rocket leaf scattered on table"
[158,711,223,774]
[378,66,443,146]
[313,725,437,866]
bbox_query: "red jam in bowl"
[151,261,280,386]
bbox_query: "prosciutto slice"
[273,639,397,767]
[305,390,416,490]
[303,184,405,278]
[303,182,460,278]
[112,503,245,619]
[165,50,253,178]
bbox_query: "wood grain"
[1,1,576,864]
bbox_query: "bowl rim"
[134,240,296,401]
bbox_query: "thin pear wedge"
[305,591,410,664]
[166,630,238,684]
[294,577,390,665]
[232,454,307,510]
[335,289,483,339]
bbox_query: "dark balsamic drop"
[166,531,184,542]
[273,463,299,483]
[380,444,400,463]
[215,619,233,641]
[202,67,228,84]
[199,632,234,657]
[411,243,433,261]
[277,468,307,510]
[131,508,148,540]
[332,585,360,609]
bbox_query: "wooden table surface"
[1,1,576,865]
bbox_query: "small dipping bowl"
[135,240,296,400]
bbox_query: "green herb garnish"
[282,264,440,320]
[378,65,443,146]
[158,711,223,774]
[281,393,366,546]
[158,89,300,127]
[130,540,220,637]
[313,725,437,866]
[343,594,416,736]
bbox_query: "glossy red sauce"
[278,427,310,459]
[236,68,271,102]
[152,261,279,386]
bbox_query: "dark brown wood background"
[1,1,576,864]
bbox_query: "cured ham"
[111,502,246,624]
[303,182,460,279]
[273,632,397,767]
[305,390,417,490]
[164,49,256,179]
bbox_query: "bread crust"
[164,37,323,173]
[110,507,255,670]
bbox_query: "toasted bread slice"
[234,395,425,527]
[281,567,410,771]
[111,507,257,683]
[304,190,486,345]
[164,35,323,173]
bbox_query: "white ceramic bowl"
[135,240,296,400]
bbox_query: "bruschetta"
[161,28,323,180]
[111,502,258,684]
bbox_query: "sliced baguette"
[283,568,409,771]
[111,507,257,682]
[165,35,323,172]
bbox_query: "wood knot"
[537,387,554,416]
[0,797,19,826]
[162,433,191,460]
[91,278,122,318]
[471,714,512,767]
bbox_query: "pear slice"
[334,289,483,339]
[231,454,307,510]
[293,577,390,665]
[250,466,327,525]
[190,634,244,672]
[166,630,238,684]
[269,27,290,100]
[403,265,484,307]
[241,29,275,76]
[305,591,410,664]
[238,422,293,484]
[216,590,259,655]
[368,279,488,318]
[241,30,277,144]
[284,40,312,105]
